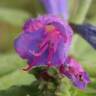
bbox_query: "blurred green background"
[0,0,96,96]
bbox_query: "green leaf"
[0,53,25,77]
[0,53,36,89]
[0,70,35,90]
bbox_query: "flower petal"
[59,56,90,89]
[57,0,69,20]
[41,0,69,20]
[41,0,59,15]
[14,30,44,59]
[15,15,73,70]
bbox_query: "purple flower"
[41,0,69,20]
[14,15,90,89]
[14,15,73,71]
[59,56,90,89]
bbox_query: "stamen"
[30,43,48,56]
[47,47,54,65]
[23,64,33,71]
[53,40,59,52]
[23,55,41,71]
[39,36,49,48]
